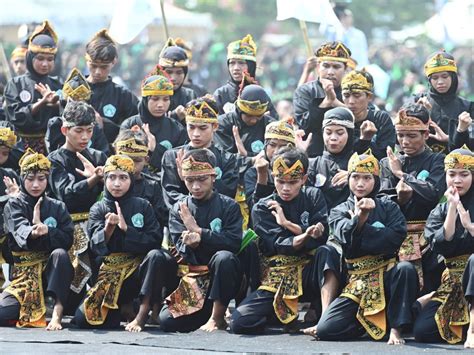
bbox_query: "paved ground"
[0,317,469,354]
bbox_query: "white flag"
[276,0,342,28]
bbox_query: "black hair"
[183,148,217,168]
[62,101,96,126]
[271,146,309,174]
[400,101,430,124]
[86,34,117,62]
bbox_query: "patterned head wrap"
[63,68,91,101]
[348,149,380,176]
[265,118,296,145]
[315,41,351,64]
[424,51,457,77]
[103,155,134,174]
[0,127,17,148]
[322,107,355,129]
[444,145,474,171]
[272,155,305,181]
[19,148,51,175]
[181,156,216,177]
[185,95,219,124]
[342,70,374,93]
[115,138,148,158]
[11,46,27,60]
[394,109,430,131]
[159,38,189,67]
[141,75,173,97]
[227,34,257,62]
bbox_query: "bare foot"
[301,325,317,338]
[125,318,146,332]
[199,317,228,332]
[416,291,435,309]
[465,326,474,348]
[46,303,64,331]
[121,303,136,322]
[387,328,405,345]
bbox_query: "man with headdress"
[380,102,446,293]
[47,101,107,315]
[85,29,139,143]
[341,70,395,160]
[294,41,351,157]
[10,46,27,77]
[0,149,73,331]
[4,20,62,155]
[45,67,109,154]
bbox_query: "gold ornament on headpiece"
[342,70,373,93]
[103,155,134,174]
[28,20,58,55]
[227,34,257,62]
[0,127,17,148]
[236,97,268,116]
[348,149,380,176]
[141,75,174,97]
[181,156,216,177]
[394,109,429,131]
[424,52,457,77]
[265,118,296,145]
[158,38,190,67]
[444,145,474,171]
[11,47,27,60]
[63,68,91,102]
[115,138,148,158]
[186,96,218,124]
[315,42,351,63]
[19,148,51,175]
[272,156,305,181]
[84,29,116,63]
[174,37,193,60]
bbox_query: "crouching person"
[73,155,175,332]
[159,148,243,332]
[0,149,74,330]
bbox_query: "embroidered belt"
[235,184,249,231]
[341,255,396,340]
[258,254,310,324]
[432,254,470,344]
[69,216,92,293]
[4,251,49,327]
[70,212,90,222]
[84,253,141,325]
[18,131,46,138]
[399,220,427,289]
[166,264,210,318]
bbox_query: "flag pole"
[160,0,170,40]
[299,20,313,57]
[0,44,12,82]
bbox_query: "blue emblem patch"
[159,140,173,150]
[43,217,57,228]
[372,221,385,229]
[251,140,264,153]
[103,104,116,118]
[131,213,144,228]
[300,211,309,228]
[214,167,222,179]
[417,170,430,181]
[210,218,222,233]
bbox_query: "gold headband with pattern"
[104,155,134,174]
[348,149,380,176]
[424,53,457,77]
[19,148,51,175]
[236,98,268,116]
[28,20,58,55]
[11,47,27,60]
[444,145,474,171]
[0,127,17,148]
[316,42,350,63]
[227,34,257,62]
[63,68,91,101]
[394,109,429,131]
[342,70,373,93]
[272,156,305,180]
[182,156,216,177]
[186,98,218,124]
[115,138,148,157]
[141,75,174,97]
[158,38,189,67]
[265,118,296,145]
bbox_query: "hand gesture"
[320,78,337,103]
[306,222,325,239]
[429,120,448,143]
[175,105,186,121]
[176,148,185,181]
[268,200,288,227]
[182,231,201,248]
[105,212,119,227]
[331,169,349,187]
[32,197,42,225]
[179,202,200,233]
[360,120,378,141]
[386,146,403,178]
[457,201,473,233]
[31,223,48,239]
[416,95,432,111]
[356,196,376,215]
[4,176,20,197]
[35,83,59,104]
[143,123,156,152]
[115,201,127,232]
[445,185,460,207]
[295,129,312,152]
[396,177,413,205]
[93,109,104,129]
[254,153,269,173]
[76,152,98,177]
[304,56,318,72]
[457,111,472,133]
[232,125,248,157]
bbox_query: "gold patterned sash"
[68,212,92,293]
[166,264,210,318]
[4,251,49,327]
[259,254,310,324]
[235,185,249,231]
[83,253,141,325]
[432,254,470,344]
[341,255,396,340]
[398,221,426,289]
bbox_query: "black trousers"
[159,250,243,332]
[73,249,177,329]
[0,248,74,326]
[230,245,341,334]
[316,261,419,341]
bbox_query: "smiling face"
[349,172,375,198]
[105,171,131,198]
[23,172,48,197]
[446,168,472,197]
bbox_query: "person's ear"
[60,126,68,136]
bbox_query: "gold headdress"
[394,109,429,131]
[11,47,27,60]
[104,155,134,174]
[265,118,296,145]
[424,52,457,77]
[181,156,216,177]
[444,145,474,171]
[0,127,17,148]
[272,156,305,181]
[159,38,189,67]
[186,96,218,124]
[63,68,91,101]
[28,20,58,55]
[315,42,351,63]
[227,34,257,62]
[348,149,380,176]
[19,148,51,175]
[342,70,373,93]
[115,138,148,158]
[236,97,268,116]
[141,75,173,97]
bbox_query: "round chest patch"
[371,221,385,229]
[159,140,173,150]
[223,102,235,114]
[102,104,117,118]
[19,90,32,103]
[210,218,222,233]
[131,213,144,228]
[416,170,430,181]
[315,173,327,187]
[300,211,309,228]
[43,217,57,228]
[251,140,264,153]
[214,167,222,179]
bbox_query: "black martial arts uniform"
[132,172,168,227]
